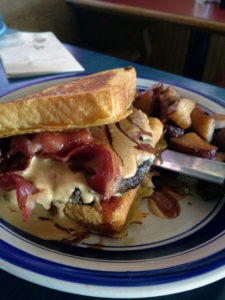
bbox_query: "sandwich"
[0,67,163,239]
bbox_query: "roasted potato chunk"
[134,89,156,116]
[149,117,164,146]
[168,98,196,129]
[160,86,180,103]
[212,114,225,129]
[169,132,217,159]
[191,106,216,143]
[134,83,163,116]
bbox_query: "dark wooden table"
[67,0,225,80]
[67,0,225,31]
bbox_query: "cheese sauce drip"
[0,190,86,241]
[23,157,99,207]
[108,110,155,179]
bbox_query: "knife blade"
[153,150,225,185]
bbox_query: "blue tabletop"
[1,44,225,100]
[0,42,225,300]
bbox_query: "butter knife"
[153,149,225,185]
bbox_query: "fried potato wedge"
[191,106,216,143]
[168,98,196,129]
[212,114,225,129]
[170,132,217,159]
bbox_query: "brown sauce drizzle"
[148,175,190,219]
[116,120,155,154]
[148,188,181,219]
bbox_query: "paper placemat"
[0,31,84,78]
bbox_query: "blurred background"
[0,0,225,86]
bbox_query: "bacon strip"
[10,135,34,157]
[32,129,93,155]
[0,173,37,221]
[54,144,117,197]
[10,129,93,157]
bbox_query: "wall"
[0,0,77,44]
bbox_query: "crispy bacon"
[10,135,33,157]
[55,144,119,197]
[9,129,93,157]
[6,155,31,173]
[32,129,93,155]
[0,173,37,221]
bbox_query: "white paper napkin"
[0,31,84,78]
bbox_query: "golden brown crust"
[0,67,136,138]
[64,188,138,236]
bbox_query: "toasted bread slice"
[0,67,136,138]
[64,188,138,237]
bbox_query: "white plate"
[1,75,225,298]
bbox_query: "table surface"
[0,42,225,300]
[1,44,225,98]
[67,0,225,32]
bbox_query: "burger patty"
[118,159,152,193]
[69,159,152,205]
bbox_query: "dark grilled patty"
[118,159,152,193]
[69,159,152,205]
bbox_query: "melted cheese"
[0,190,86,241]
[129,110,154,137]
[23,157,99,206]
[0,157,98,240]
[108,110,155,179]
[108,123,139,178]
[119,118,154,164]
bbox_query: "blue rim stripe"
[1,199,225,261]
[1,238,225,286]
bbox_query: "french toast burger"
[0,67,163,239]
